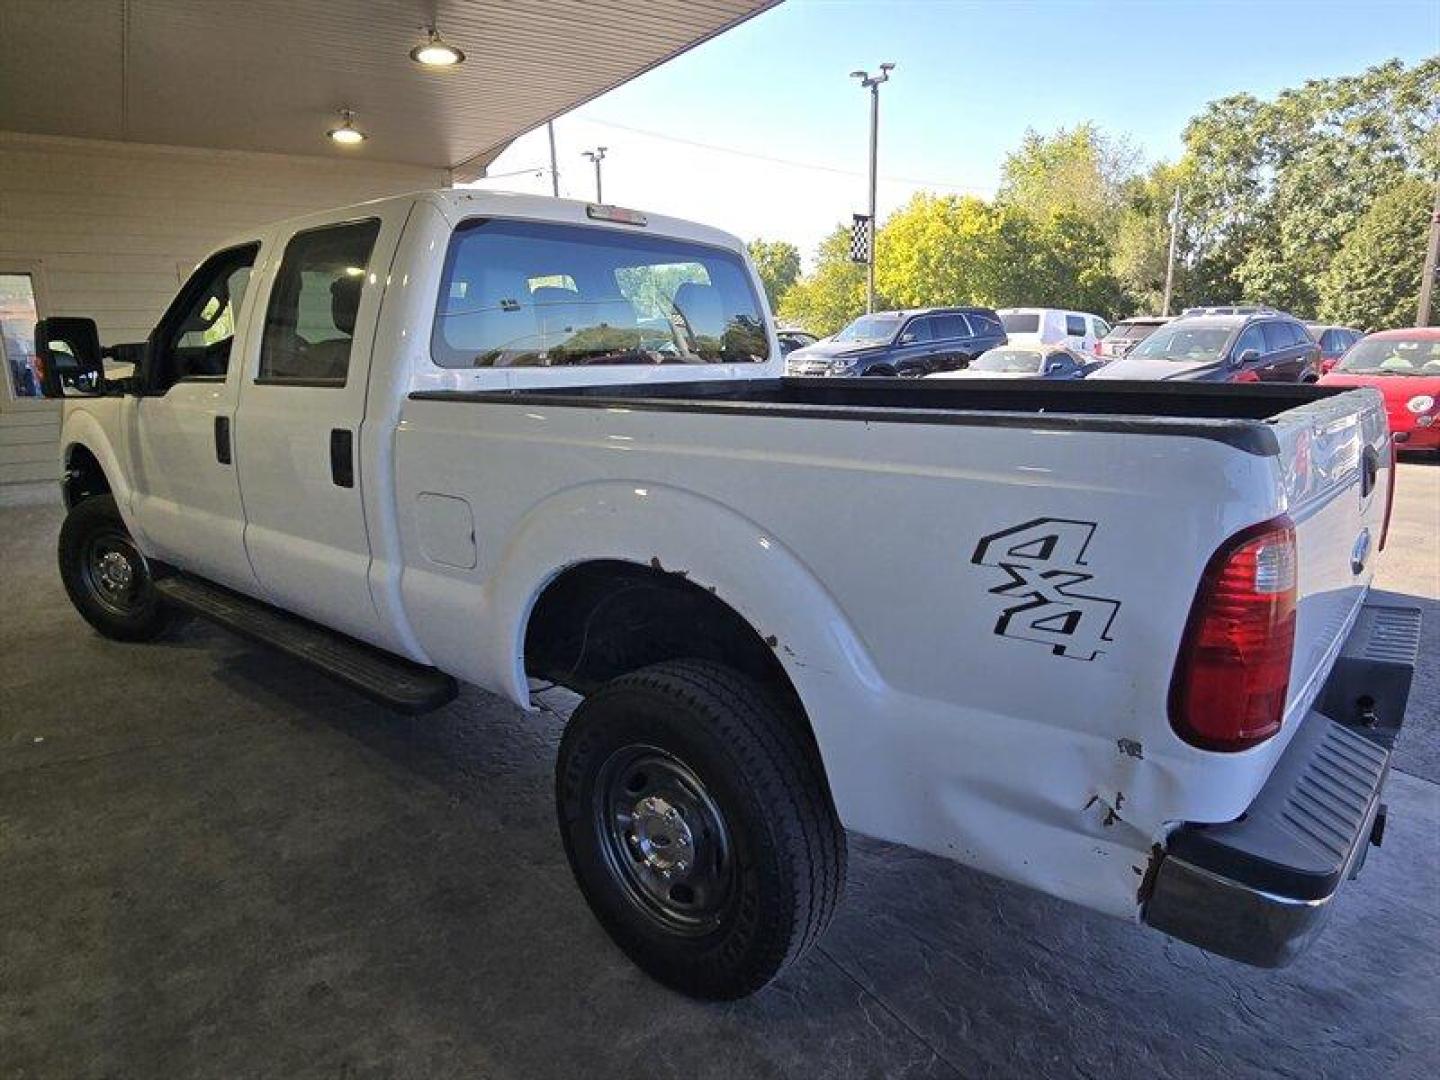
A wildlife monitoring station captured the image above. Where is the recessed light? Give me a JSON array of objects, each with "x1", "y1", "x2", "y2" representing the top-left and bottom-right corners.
[
  {"x1": 327, "y1": 109, "x2": 366, "y2": 145},
  {"x1": 410, "y1": 26, "x2": 464, "y2": 67}
]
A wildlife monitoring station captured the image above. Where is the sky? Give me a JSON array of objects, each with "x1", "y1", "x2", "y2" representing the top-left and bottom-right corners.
[{"x1": 466, "y1": 0, "x2": 1439, "y2": 266}]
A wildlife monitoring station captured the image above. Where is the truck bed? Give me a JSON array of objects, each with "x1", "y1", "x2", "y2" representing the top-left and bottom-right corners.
[{"x1": 411, "y1": 377, "x2": 1348, "y2": 456}]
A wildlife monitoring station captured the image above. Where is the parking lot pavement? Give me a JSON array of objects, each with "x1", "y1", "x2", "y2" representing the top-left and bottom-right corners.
[{"x1": 2, "y1": 466, "x2": 1436, "y2": 1080}]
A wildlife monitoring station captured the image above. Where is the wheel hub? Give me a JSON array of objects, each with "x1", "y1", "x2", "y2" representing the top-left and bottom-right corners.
[
  {"x1": 595, "y1": 745, "x2": 735, "y2": 935},
  {"x1": 96, "y1": 550, "x2": 134, "y2": 594},
  {"x1": 629, "y1": 795, "x2": 693, "y2": 876}
]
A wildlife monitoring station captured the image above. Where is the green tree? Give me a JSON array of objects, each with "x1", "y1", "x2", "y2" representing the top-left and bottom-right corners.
[
  {"x1": 1318, "y1": 178, "x2": 1434, "y2": 330},
  {"x1": 1179, "y1": 58, "x2": 1439, "y2": 315},
  {"x1": 997, "y1": 123, "x2": 1139, "y2": 228},
  {"x1": 776, "y1": 226, "x2": 869, "y2": 336},
  {"x1": 746, "y1": 239, "x2": 801, "y2": 310}
]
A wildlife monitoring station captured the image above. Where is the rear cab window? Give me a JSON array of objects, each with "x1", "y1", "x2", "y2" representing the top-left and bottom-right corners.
[{"x1": 432, "y1": 219, "x2": 769, "y2": 368}]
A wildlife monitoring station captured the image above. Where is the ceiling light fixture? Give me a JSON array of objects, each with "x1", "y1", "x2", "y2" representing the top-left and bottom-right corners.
[
  {"x1": 327, "y1": 109, "x2": 366, "y2": 145},
  {"x1": 410, "y1": 25, "x2": 465, "y2": 67}
]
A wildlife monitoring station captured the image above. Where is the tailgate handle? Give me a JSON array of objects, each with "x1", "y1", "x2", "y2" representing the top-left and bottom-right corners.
[
  {"x1": 1360, "y1": 446, "x2": 1379, "y2": 498},
  {"x1": 214, "y1": 416, "x2": 231, "y2": 465},
  {"x1": 330, "y1": 428, "x2": 354, "y2": 488}
]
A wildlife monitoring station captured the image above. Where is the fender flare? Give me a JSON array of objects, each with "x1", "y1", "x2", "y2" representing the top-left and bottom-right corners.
[
  {"x1": 486, "y1": 480, "x2": 888, "y2": 754},
  {"x1": 59, "y1": 410, "x2": 133, "y2": 511}
]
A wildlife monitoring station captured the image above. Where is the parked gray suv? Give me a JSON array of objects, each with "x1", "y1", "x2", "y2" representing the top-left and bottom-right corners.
[{"x1": 1090, "y1": 310, "x2": 1320, "y2": 383}]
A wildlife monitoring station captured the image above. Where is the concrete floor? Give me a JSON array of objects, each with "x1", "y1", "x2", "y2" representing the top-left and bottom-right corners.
[{"x1": 2, "y1": 465, "x2": 1437, "y2": 1080}]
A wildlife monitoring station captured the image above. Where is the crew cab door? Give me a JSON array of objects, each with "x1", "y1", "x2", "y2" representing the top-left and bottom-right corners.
[
  {"x1": 233, "y1": 212, "x2": 402, "y2": 646},
  {"x1": 129, "y1": 242, "x2": 263, "y2": 594}
]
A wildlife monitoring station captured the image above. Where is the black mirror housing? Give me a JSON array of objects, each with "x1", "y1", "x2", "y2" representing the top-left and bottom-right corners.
[
  {"x1": 35, "y1": 317, "x2": 104, "y2": 397},
  {"x1": 1234, "y1": 348, "x2": 1260, "y2": 368}
]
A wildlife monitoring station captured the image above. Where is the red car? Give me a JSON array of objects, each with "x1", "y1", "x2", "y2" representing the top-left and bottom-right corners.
[{"x1": 1319, "y1": 328, "x2": 1440, "y2": 453}]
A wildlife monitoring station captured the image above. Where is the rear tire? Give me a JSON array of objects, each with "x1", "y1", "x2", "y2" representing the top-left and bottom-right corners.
[
  {"x1": 555, "y1": 660, "x2": 846, "y2": 999},
  {"x1": 58, "y1": 494, "x2": 174, "y2": 642}
]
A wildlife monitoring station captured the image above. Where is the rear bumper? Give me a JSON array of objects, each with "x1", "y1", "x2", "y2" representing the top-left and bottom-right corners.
[{"x1": 1142, "y1": 602, "x2": 1421, "y2": 967}]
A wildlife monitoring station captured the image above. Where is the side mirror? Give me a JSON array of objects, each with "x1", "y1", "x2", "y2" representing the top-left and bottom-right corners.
[
  {"x1": 1045, "y1": 361, "x2": 1064, "y2": 375},
  {"x1": 898, "y1": 332, "x2": 916, "y2": 345},
  {"x1": 35, "y1": 317, "x2": 104, "y2": 397},
  {"x1": 1234, "y1": 348, "x2": 1260, "y2": 368}
]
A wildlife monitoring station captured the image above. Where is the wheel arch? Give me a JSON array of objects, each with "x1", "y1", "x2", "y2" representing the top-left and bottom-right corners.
[
  {"x1": 486, "y1": 482, "x2": 887, "y2": 793},
  {"x1": 59, "y1": 412, "x2": 129, "y2": 511}
]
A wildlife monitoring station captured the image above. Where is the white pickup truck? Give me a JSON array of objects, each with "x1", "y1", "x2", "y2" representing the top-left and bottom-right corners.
[{"x1": 38, "y1": 190, "x2": 1419, "y2": 1000}]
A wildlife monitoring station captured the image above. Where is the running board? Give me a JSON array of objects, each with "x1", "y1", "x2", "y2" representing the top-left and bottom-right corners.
[{"x1": 155, "y1": 574, "x2": 457, "y2": 715}]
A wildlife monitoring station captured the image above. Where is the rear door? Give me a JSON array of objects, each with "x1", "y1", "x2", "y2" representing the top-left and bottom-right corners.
[
  {"x1": 233, "y1": 207, "x2": 407, "y2": 647},
  {"x1": 930, "y1": 312, "x2": 974, "y2": 371}
]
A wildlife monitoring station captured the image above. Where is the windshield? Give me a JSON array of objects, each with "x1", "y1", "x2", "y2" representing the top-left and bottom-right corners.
[
  {"x1": 432, "y1": 219, "x2": 769, "y2": 368},
  {"x1": 1002, "y1": 311, "x2": 1040, "y2": 334},
  {"x1": 1336, "y1": 338, "x2": 1440, "y2": 375},
  {"x1": 834, "y1": 314, "x2": 901, "y2": 344},
  {"x1": 973, "y1": 348, "x2": 1043, "y2": 373},
  {"x1": 1129, "y1": 324, "x2": 1232, "y2": 363}
]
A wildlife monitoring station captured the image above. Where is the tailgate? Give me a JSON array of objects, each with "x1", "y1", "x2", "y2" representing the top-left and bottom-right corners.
[{"x1": 1268, "y1": 386, "x2": 1392, "y2": 723}]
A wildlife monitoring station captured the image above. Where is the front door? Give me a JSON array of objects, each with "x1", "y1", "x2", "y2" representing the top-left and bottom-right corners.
[
  {"x1": 130, "y1": 243, "x2": 261, "y2": 593},
  {"x1": 233, "y1": 213, "x2": 400, "y2": 647}
]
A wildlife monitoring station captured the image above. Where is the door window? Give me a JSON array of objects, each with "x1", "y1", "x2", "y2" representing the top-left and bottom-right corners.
[
  {"x1": 1065, "y1": 314, "x2": 1087, "y2": 337},
  {"x1": 259, "y1": 219, "x2": 381, "y2": 385},
  {"x1": 1234, "y1": 325, "x2": 1267, "y2": 358},
  {"x1": 1262, "y1": 321, "x2": 1295, "y2": 353},
  {"x1": 899, "y1": 317, "x2": 933, "y2": 344},
  {"x1": 0, "y1": 273, "x2": 42, "y2": 400},
  {"x1": 933, "y1": 313, "x2": 972, "y2": 340},
  {"x1": 968, "y1": 312, "x2": 1003, "y2": 336},
  {"x1": 151, "y1": 246, "x2": 258, "y2": 392}
]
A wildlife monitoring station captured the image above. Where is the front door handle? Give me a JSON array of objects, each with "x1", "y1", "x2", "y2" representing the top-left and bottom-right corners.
[
  {"x1": 214, "y1": 416, "x2": 231, "y2": 464},
  {"x1": 330, "y1": 428, "x2": 354, "y2": 488}
]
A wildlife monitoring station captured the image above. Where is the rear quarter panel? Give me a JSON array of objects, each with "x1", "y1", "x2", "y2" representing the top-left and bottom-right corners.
[{"x1": 392, "y1": 399, "x2": 1302, "y2": 918}]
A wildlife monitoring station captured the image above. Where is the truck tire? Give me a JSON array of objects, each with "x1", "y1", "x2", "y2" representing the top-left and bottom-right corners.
[
  {"x1": 58, "y1": 494, "x2": 174, "y2": 642},
  {"x1": 555, "y1": 659, "x2": 846, "y2": 999}
]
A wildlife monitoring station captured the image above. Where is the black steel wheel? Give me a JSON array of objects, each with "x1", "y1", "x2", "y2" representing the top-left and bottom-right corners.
[
  {"x1": 556, "y1": 660, "x2": 846, "y2": 1000},
  {"x1": 58, "y1": 494, "x2": 174, "y2": 641}
]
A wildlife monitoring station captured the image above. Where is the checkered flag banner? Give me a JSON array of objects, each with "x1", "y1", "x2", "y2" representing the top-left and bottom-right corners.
[{"x1": 850, "y1": 214, "x2": 873, "y2": 264}]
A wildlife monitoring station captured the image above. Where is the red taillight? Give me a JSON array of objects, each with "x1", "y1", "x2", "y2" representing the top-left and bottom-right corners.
[
  {"x1": 1321, "y1": 357, "x2": 1339, "y2": 374},
  {"x1": 1170, "y1": 517, "x2": 1297, "y2": 751}
]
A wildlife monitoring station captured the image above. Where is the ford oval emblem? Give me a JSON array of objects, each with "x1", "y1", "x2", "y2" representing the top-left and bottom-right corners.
[{"x1": 1350, "y1": 528, "x2": 1372, "y2": 575}]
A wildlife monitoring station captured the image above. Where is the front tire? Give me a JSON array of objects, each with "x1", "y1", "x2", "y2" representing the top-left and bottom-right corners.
[
  {"x1": 58, "y1": 494, "x2": 174, "y2": 641},
  {"x1": 555, "y1": 660, "x2": 846, "y2": 999}
]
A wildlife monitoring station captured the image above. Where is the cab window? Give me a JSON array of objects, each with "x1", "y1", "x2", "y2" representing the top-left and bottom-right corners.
[
  {"x1": 150, "y1": 244, "x2": 258, "y2": 391},
  {"x1": 258, "y1": 219, "x2": 381, "y2": 386}
]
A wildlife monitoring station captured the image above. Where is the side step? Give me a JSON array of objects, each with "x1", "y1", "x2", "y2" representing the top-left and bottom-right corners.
[{"x1": 155, "y1": 574, "x2": 457, "y2": 715}]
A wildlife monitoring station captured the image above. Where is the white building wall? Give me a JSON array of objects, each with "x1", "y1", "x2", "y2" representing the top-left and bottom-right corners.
[{"x1": 0, "y1": 131, "x2": 448, "y2": 489}]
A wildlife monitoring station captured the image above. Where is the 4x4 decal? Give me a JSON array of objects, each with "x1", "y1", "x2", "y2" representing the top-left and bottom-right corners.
[{"x1": 972, "y1": 518, "x2": 1120, "y2": 661}]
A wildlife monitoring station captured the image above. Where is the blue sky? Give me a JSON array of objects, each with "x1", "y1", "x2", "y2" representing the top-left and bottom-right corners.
[{"x1": 471, "y1": 0, "x2": 1439, "y2": 263}]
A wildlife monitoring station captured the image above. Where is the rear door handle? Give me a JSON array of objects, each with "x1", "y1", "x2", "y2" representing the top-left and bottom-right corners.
[
  {"x1": 330, "y1": 428, "x2": 354, "y2": 488},
  {"x1": 214, "y1": 416, "x2": 231, "y2": 464}
]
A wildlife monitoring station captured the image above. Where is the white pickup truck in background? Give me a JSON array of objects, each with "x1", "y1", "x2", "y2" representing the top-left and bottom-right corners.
[{"x1": 38, "y1": 190, "x2": 1420, "y2": 1000}]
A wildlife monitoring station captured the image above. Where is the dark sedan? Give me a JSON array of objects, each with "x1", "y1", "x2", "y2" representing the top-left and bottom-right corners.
[
  {"x1": 785, "y1": 306, "x2": 1007, "y2": 377},
  {"x1": 1089, "y1": 311, "x2": 1319, "y2": 383}
]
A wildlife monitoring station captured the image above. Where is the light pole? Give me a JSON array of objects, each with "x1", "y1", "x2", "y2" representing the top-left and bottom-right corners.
[
  {"x1": 582, "y1": 146, "x2": 608, "y2": 203},
  {"x1": 547, "y1": 121, "x2": 560, "y2": 197},
  {"x1": 851, "y1": 62, "x2": 894, "y2": 314},
  {"x1": 1417, "y1": 176, "x2": 1439, "y2": 327},
  {"x1": 1161, "y1": 186, "x2": 1183, "y2": 316}
]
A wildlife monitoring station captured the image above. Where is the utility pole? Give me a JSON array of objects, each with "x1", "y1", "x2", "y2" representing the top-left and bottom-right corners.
[
  {"x1": 1418, "y1": 176, "x2": 1440, "y2": 327},
  {"x1": 582, "y1": 147, "x2": 607, "y2": 203},
  {"x1": 547, "y1": 121, "x2": 560, "y2": 198},
  {"x1": 1161, "y1": 186, "x2": 1182, "y2": 317},
  {"x1": 851, "y1": 63, "x2": 894, "y2": 314}
]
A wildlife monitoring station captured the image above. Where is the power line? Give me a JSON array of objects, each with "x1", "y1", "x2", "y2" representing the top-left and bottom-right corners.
[{"x1": 585, "y1": 117, "x2": 996, "y2": 195}]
